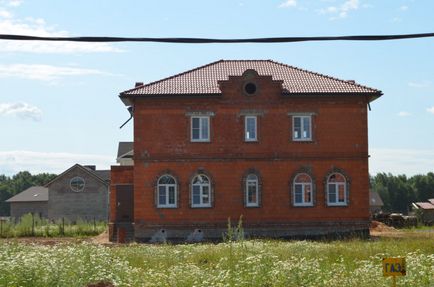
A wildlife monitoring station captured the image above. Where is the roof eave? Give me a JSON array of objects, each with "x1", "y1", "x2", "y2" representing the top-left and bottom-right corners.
[
  {"x1": 119, "y1": 93, "x2": 132, "y2": 106},
  {"x1": 282, "y1": 91, "x2": 382, "y2": 100},
  {"x1": 120, "y1": 93, "x2": 222, "y2": 101},
  {"x1": 6, "y1": 199, "x2": 48, "y2": 203}
]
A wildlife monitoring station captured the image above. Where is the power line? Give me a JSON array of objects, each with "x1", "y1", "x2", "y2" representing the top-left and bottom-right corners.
[{"x1": 0, "y1": 32, "x2": 434, "y2": 44}]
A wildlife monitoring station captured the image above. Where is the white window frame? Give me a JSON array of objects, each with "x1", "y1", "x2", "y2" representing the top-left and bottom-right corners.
[
  {"x1": 245, "y1": 174, "x2": 259, "y2": 207},
  {"x1": 70, "y1": 176, "x2": 85, "y2": 192},
  {"x1": 244, "y1": 116, "x2": 257, "y2": 142},
  {"x1": 157, "y1": 175, "x2": 177, "y2": 208},
  {"x1": 293, "y1": 174, "x2": 313, "y2": 207},
  {"x1": 191, "y1": 116, "x2": 210, "y2": 142},
  {"x1": 292, "y1": 115, "x2": 312, "y2": 141},
  {"x1": 191, "y1": 174, "x2": 212, "y2": 208},
  {"x1": 327, "y1": 173, "x2": 347, "y2": 206}
]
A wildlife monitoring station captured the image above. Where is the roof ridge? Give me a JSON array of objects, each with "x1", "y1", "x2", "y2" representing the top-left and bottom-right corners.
[
  {"x1": 120, "y1": 59, "x2": 225, "y2": 95},
  {"x1": 45, "y1": 164, "x2": 108, "y2": 187},
  {"x1": 268, "y1": 59, "x2": 380, "y2": 93},
  {"x1": 220, "y1": 59, "x2": 272, "y2": 62}
]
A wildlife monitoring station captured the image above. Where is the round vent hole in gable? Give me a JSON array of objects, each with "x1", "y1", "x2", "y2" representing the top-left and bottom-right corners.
[{"x1": 244, "y1": 82, "x2": 257, "y2": 95}]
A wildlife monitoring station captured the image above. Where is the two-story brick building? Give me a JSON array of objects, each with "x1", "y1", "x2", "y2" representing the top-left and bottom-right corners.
[{"x1": 109, "y1": 60, "x2": 382, "y2": 242}]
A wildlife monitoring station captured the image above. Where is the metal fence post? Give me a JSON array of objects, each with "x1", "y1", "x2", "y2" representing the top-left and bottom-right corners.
[{"x1": 32, "y1": 213, "x2": 35, "y2": 236}]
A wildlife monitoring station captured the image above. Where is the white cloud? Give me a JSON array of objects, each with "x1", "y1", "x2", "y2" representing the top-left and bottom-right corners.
[
  {"x1": 370, "y1": 148, "x2": 434, "y2": 176},
  {"x1": 0, "y1": 7, "x2": 121, "y2": 53},
  {"x1": 0, "y1": 150, "x2": 115, "y2": 176},
  {"x1": 400, "y1": 5, "x2": 408, "y2": 11},
  {"x1": 7, "y1": 0, "x2": 22, "y2": 7},
  {"x1": 408, "y1": 81, "x2": 432, "y2": 88},
  {"x1": 397, "y1": 111, "x2": 411, "y2": 117},
  {"x1": 279, "y1": 0, "x2": 297, "y2": 8},
  {"x1": 0, "y1": 9, "x2": 12, "y2": 18},
  {"x1": 0, "y1": 102, "x2": 42, "y2": 121},
  {"x1": 319, "y1": 0, "x2": 360, "y2": 19},
  {"x1": 0, "y1": 64, "x2": 113, "y2": 81},
  {"x1": 427, "y1": 106, "x2": 434, "y2": 114}
]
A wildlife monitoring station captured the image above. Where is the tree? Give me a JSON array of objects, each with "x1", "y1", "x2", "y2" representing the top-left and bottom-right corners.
[
  {"x1": 371, "y1": 172, "x2": 434, "y2": 214},
  {"x1": 0, "y1": 172, "x2": 57, "y2": 216}
]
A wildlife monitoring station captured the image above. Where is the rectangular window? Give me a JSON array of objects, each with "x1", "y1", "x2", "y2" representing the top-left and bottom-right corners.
[
  {"x1": 338, "y1": 184, "x2": 345, "y2": 203},
  {"x1": 305, "y1": 185, "x2": 312, "y2": 203},
  {"x1": 191, "y1": 116, "x2": 210, "y2": 142},
  {"x1": 192, "y1": 185, "x2": 201, "y2": 205},
  {"x1": 245, "y1": 116, "x2": 257, "y2": 141},
  {"x1": 327, "y1": 183, "x2": 347, "y2": 206},
  {"x1": 168, "y1": 186, "x2": 176, "y2": 205},
  {"x1": 294, "y1": 183, "x2": 313, "y2": 206},
  {"x1": 202, "y1": 186, "x2": 210, "y2": 205},
  {"x1": 293, "y1": 116, "x2": 312, "y2": 141},
  {"x1": 294, "y1": 185, "x2": 303, "y2": 204},
  {"x1": 158, "y1": 186, "x2": 166, "y2": 206},
  {"x1": 246, "y1": 181, "x2": 259, "y2": 207},
  {"x1": 328, "y1": 184, "x2": 337, "y2": 203}
]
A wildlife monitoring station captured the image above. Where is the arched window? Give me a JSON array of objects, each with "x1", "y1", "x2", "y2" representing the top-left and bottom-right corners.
[
  {"x1": 191, "y1": 174, "x2": 211, "y2": 208},
  {"x1": 327, "y1": 173, "x2": 347, "y2": 206},
  {"x1": 293, "y1": 173, "x2": 313, "y2": 206},
  {"x1": 245, "y1": 174, "x2": 259, "y2": 207},
  {"x1": 157, "y1": 175, "x2": 177, "y2": 208}
]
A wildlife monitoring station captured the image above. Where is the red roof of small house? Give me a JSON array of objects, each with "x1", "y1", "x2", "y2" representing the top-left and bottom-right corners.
[
  {"x1": 415, "y1": 202, "x2": 434, "y2": 210},
  {"x1": 120, "y1": 60, "x2": 382, "y2": 102}
]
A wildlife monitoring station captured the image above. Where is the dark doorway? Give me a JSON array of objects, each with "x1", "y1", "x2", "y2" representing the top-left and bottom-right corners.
[{"x1": 115, "y1": 185, "x2": 134, "y2": 222}]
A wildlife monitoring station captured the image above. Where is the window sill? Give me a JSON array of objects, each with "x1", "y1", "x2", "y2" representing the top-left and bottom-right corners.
[
  {"x1": 292, "y1": 139, "x2": 313, "y2": 142},
  {"x1": 191, "y1": 205, "x2": 212, "y2": 208},
  {"x1": 327, "y1": 203, "x2": 348, "y2": 207},
  {"x1": 156, "y1": 206, "x2": 178, "y2": 209},
  {"x1": 293, "y1": 204, "x2": 314, "y2": 207},
  {"x1": 191, "y1": 140, "x2": 211, "y2": 143}
]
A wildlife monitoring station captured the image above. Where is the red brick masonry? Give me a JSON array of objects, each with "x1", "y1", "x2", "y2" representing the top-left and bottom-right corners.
[{"x1": 110, "y1": 61, "x2": 381, "y2": 242}]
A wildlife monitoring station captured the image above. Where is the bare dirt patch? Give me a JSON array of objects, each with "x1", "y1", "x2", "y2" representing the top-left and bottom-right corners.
[
  {"x1": 370, "y1": 220, "x2": 403, "y2": 238},
  {"x1": 87, "y1": 281, "x2": 115, "y2": 287},
  {"x1": 89, "y1": 229, "x2": 112, "y2": 244}
]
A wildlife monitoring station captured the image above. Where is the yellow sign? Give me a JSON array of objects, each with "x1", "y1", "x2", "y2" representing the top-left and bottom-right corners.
[{"x1": 383, "y1": 258, "x2": 406, "y2": 277}]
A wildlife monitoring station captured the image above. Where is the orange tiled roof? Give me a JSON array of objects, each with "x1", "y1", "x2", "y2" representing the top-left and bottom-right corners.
[{"x1": 121, "y1": 59, "x2": 381, "y2": 97}]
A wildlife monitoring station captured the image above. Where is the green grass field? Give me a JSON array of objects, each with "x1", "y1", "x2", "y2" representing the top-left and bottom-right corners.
[{"x1": 0, "y1": 234, "x2": 433, "y2": 287}]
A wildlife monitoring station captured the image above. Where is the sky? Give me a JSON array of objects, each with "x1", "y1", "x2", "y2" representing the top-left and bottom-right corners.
[{"x1": 0, "y1": 0, "x2": 433, "y2": 176}]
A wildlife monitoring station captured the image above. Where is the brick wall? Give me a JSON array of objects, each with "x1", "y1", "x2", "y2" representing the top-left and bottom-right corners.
[
  {"x1": 113, "y1": 71, "x2": 372, "y2": 240},
  {"x1": 109, "y1": 165, "x2": 134, "y2": 222},
  {"x1": 133, "y1": 160, "x2": 369, "y2": 224}
]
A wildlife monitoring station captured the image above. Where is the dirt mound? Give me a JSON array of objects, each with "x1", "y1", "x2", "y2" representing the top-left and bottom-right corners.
[{"x1": 370, "y1": 220, "x2": 398, "y2": 232}]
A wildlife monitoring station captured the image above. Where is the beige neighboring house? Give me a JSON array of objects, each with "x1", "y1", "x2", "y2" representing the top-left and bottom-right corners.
[
  {"x1": 5, "y1": 164, "x2": 110, "y2": 221},
  {"x1": 412, "y1": 199, "x2": 434, "y2": 224},
  {"x1": 369, "y1": 191, "x2": 384, "y2": 215},
  {"x1": 6, "y1": 186, "x2": 48, "y2": 219}
]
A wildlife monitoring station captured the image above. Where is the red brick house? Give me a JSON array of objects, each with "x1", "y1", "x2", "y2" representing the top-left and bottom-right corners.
[{"x1": 109, "y1": 60, "x2": 382, "y2": 242}]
